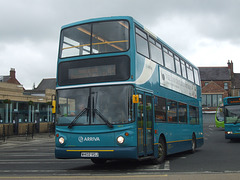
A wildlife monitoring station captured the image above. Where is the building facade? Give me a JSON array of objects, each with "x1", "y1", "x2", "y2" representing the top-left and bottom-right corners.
[
  {"x1": 199, "y1": 60, "x2": 239, "y2": 112},
  {"x1": 0, "y1": 69, "x2": 56, "y2": 135}
]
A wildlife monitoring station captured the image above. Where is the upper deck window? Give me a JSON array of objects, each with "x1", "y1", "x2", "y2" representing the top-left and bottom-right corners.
[
  {"x1": 149, "y1": 36, "x2": 163, "y2": 65},
  {"x1": 163, "y1": 48, "x2": 175, "y2": 72},
  {"x1": 136, "y1": 27, "x2": 149, "y2": 58},
  {"x1": 174, "y1": 56, "x2": 181, "y2": 75},
  {"x1": 193, "y1": 68, "x2": 200, "y2": 85},
  {"x1": 181, "y1": 60, "x2": 187, "y2": 78},
  {"x1": 186, "y1": 64, "x2": 194, "y2": 82},
  {"x1": 60, "y1": 20, "x2": 129, "y2": 58}
]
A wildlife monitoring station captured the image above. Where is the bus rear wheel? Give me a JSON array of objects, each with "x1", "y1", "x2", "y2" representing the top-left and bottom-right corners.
[
  {"x1": 153, "y1": 137, "x2": 166, "y2": 164},
  {"x1": 191, "y1": 134, "x2": 197, "y2": 153},
  {"x1": 91, "y1": 158, "x2": 107, "y2": 165}
]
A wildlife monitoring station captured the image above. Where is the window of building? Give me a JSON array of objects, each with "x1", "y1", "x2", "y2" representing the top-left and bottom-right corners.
[
  {"x1": 0, "y1": 101, "x2": 4, "y2": 123},
  {"x1": 212, "y1": 94, "x2": 218, "y2": 107},
  {"x1": 224, "y1": 82, "x2": 228, "y2": 90},
  {"x1": 202, "y1": 95, "x2": 207, "y2": 107},
  {"x1": 202, "y1": 94, "x2": 223, "y2": 107}
]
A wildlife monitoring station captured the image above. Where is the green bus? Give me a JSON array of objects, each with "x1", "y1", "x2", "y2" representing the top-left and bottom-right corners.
[{"x1": 215, "y1": 104, "x2": 224, "y2": 128}]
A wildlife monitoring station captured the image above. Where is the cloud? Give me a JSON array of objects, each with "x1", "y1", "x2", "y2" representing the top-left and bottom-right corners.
[
  {"x1": 0, "y1": 0, "x2": 240, "y2": 89},
  {"x1": 0, "y1": 40, "x2": 57, "y2": 88}
]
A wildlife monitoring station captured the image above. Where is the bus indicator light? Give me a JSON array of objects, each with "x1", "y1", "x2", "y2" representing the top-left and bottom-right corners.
[
  {"x1": 52, "y1": 100, "x2": 56, "y2": 114},
  {"x1": 133, "y1": 95, "x2": 139, "y2": 103}
]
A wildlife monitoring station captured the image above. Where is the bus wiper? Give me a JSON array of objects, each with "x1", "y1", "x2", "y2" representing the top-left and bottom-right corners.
[
  {"x1": 68, "y1": 108, "x2": 88, "y2": 129},
  {"x1": 93, "y1": 109, "x2": 113, "y2": 128},
  {"x1": 233, "y1": 116, "x2": 240, "y2": 125}
]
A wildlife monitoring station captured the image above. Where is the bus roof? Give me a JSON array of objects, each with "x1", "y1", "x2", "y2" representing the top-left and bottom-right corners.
[{"x1": 61, "y1": 16, "x2": 134, "y2": 29}]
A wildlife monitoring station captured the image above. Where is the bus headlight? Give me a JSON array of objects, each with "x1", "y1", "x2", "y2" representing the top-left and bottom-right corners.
[
  {"x1": 59, "y1": 137, "x2": 65, "y2": 144},
  {"x1": 227, "y1": 131, "x2": 233, "y2": 135},
  {"x1": 117, "y1": 136, "x2": 125, "y2": 144}
]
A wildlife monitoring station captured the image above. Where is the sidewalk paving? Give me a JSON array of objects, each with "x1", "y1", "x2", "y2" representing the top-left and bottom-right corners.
[{"x1": 0, "y1": 133, "x2": 55, "y2": 147}]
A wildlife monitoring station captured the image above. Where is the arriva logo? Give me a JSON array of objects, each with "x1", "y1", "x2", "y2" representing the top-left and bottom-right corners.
[{"x1": 78, "y1": 136, "x2": 100, "y2": 143}]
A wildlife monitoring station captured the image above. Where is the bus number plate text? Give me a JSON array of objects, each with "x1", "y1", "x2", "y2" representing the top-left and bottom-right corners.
[{"x1": 81, "y1": 152, "x2": 99, "y2": 157}]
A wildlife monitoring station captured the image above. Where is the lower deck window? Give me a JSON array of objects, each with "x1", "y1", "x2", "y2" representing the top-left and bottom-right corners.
[
  {"x1": 179, "y1": 103, "x2": 187, "y2": 123},
  {"x1": 154, "y1": 97, "x2": 166, "y2": 122},
  {"x1": 167, "y1": 100, "x2": 178, "y2": 123},
  {"x1": 155, "y1": 96, "x2": 199, "y2": 124},
  {"x1": 189, "y1": 106, "x2": 199, "y2": 124}
]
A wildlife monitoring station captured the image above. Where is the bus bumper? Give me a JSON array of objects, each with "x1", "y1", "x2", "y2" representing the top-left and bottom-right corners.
[
  {"x1": 225, "y1": 133, "x2": 240, "y2": 139},
  {"x1": 55, "y1": 146, "x2": 138, "y2": 159}
]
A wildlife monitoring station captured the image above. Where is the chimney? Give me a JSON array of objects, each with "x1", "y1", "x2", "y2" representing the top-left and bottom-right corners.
[
  {"x1": 10, "y1": 68, "x2": 16, "y2": 79},
  {"x1": 227, "y1": 60, "x2": 234, "y2": 77},
  {"x1": 6, "y1": 68, "x2": 22, "y2": 86}
]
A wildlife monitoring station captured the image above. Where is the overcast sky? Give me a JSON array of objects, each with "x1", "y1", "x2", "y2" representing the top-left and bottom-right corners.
[{"x1": 1, "y1": 0, "x2": 239, "y2": 89}]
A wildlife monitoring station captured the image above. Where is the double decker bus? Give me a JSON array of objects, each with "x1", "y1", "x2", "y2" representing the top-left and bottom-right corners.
[
  {"x1": 224, "y1": 96, "x2": 240, "y2": 139},
  {"x1": 54, "y1": 16, "x2": 204, "y2": 164}
]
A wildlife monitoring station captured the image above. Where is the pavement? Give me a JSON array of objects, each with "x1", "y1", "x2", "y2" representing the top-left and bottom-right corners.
[{"x1": 0, "y1": 133, "x2": 55, "y2": 147}]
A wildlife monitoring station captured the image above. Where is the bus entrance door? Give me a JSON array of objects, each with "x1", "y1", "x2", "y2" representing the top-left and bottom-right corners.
[{"x1": 137, "y1": 92, "x2": 154, "y2": 157}]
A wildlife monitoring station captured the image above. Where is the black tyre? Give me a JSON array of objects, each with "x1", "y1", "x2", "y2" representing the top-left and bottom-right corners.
[
  {"x1": 191, "y1": 134, "x2": 197, "y2": 153},
  {"x1": 152, "y1": 137, "x2": 167, "y2": 164}
]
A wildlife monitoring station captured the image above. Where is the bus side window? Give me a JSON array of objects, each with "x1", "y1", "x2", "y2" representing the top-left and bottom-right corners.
[
  {"x1": 149, "y1": 37, "x2": 164, "y2": 65},
  {"x1": 166, "y1": 99, "x2": 178, "y2": 123},
  {"x1": 136, "y1": 27, "x2": 149, "y2": 58},
  {"x1": 174, "y1": 56, "x2": 181, "y2": 75},
  {"x1": 163, "y1": 48, "x2": 175, "y2": 72},
  {"x1": 186, "y1": 64, "x2": 194, "y2": 82},
  {"x1": 193, "y1": 68, "x2": 200, "y2": 85},
  {"x1": 181, "y1": 60, "x2": 187, "y2": 78},
  {"x1": 189, "y1": 106, "x2": 199, "y2": 125},
  {"x1": 179, "y1": 103, "x2": 187, "y2": 123},
  {"x1": 154, "y1": 96, "x2": 167, "y2": 122}
]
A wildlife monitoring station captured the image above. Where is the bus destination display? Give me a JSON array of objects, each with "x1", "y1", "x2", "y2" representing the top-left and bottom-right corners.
[
  {"x1": 227, "y1": 97, "x2": 240, "y2": 104},
  {"x1": 69, "y1": 64, "x2": 116, "y2": 79}
]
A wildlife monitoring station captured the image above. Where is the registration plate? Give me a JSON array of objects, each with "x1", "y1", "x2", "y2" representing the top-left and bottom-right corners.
[{"x1": 81, "y1": 152, "x2": 99, "y2": 157}]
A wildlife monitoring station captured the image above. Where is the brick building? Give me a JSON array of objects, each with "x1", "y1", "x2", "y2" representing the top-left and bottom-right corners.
[
  {"x1": 0, "y1": 68, "x2": 23, "y2": 86},
  {"x1": 199, "y1": 60, "x2": 239, "y2": 112}
]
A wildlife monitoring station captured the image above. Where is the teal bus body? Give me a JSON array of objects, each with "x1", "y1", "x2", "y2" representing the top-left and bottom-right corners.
[
  {"x1": 55, "y1": 16, "x2": 204, "y2": 163},
  {"x1": 223, "y1": 96, "x2": 240, "y2": 139}
]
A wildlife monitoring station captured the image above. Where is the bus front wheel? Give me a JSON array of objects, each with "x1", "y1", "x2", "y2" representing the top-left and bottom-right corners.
[{"x1": 153, "y1": 137, "x2": 166, "y2": 164}]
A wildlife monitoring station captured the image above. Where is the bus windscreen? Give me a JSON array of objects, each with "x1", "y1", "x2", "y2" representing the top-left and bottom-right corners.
[{"x1": 60, "y1": 20, "x2": 129, "y2": 58}]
